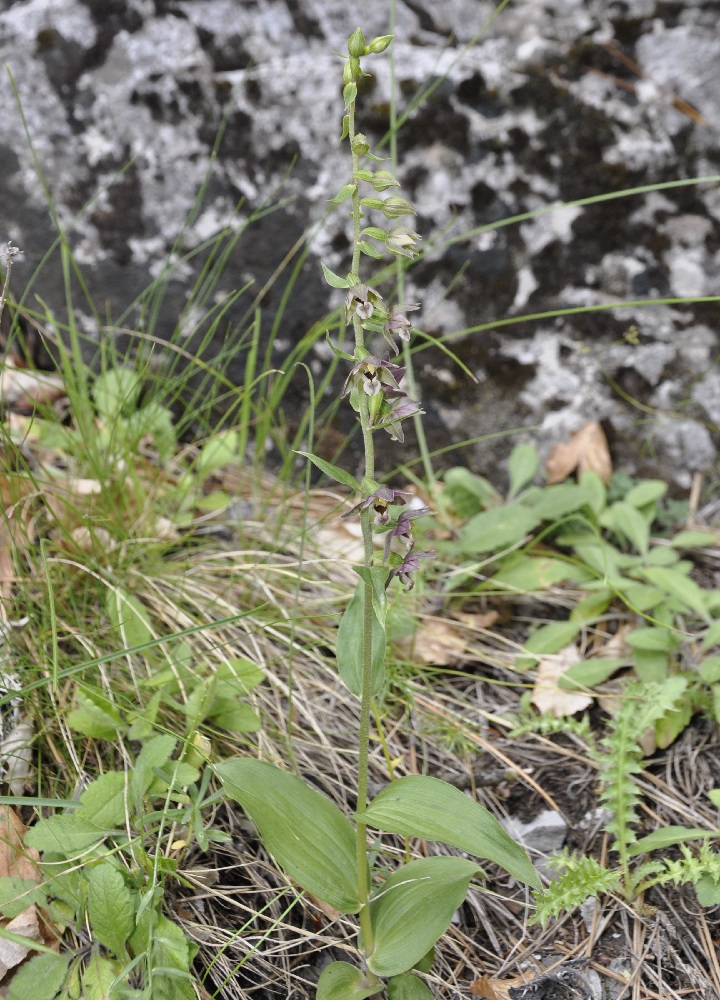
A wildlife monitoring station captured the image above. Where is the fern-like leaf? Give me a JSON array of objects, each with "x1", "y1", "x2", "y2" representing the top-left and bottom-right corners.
[{"x1": 531, "y1": 851, "x2": 622, "y2": 925}]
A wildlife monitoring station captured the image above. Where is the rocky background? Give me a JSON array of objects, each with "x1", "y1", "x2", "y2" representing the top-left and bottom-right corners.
[{"x1": 1, "y1": 0, "x2": 719, "y2": 491}]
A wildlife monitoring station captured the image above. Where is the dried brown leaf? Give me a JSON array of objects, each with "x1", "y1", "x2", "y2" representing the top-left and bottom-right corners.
[
  {"x1": 0, "y1": 362, "x2": 65, "y2": 414},
  {"x1": 0, "y1": 807, "x2": 40, "y2": 882},
  {"x1": 532, "y1": 644, "x2": 593, "y2": 717},
  {"x1": 546, "y1": 421, "x2": 612, "y2": 485},
  {"x1": 397, "y1": 619, "x2": 468, "y2": 666}
]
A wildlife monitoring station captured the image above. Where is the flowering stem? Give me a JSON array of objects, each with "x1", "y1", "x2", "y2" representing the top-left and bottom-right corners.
[{"x1": 349, "y1": 99, "x2": 377, "y2": 959}]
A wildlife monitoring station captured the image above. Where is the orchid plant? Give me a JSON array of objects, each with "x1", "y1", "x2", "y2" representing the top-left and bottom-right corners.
[{"x1": 217, "y1": 30, "x2": 539, "y2": 999}]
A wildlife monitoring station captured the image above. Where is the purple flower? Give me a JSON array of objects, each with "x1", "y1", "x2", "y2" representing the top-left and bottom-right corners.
[
  {"x1": 386, "y1": 549, "x2": 436, "y2": 591},
  {"x1": 383, "y1": 506, "x2": 431, "y2": 561},
  {"x1": 342, "y1": 355, "x2": 405, "y2": 399},
  {"x1": 342, "y1": 485, "x2": 411, "y2": 525},
  {"x1": 345, "y1": 284, "x2": 384, "y2": 325},
  {"x1": 376, "y1": 390, "x2": 424, "y2": 442}
]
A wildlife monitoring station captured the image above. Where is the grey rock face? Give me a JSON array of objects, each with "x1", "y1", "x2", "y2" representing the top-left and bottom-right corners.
[{"x1": 1, "y1": 0, "x2": 719, "y2": 489}]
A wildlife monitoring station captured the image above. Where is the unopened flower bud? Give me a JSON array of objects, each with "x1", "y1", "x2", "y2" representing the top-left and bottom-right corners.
[
  {"x1": 368, "y1": 35, "x2": 393, "y2": 54},
  {"x1": 381, "y1": 196, "x2": 416, "y2": 219},
  {"x1": 348, "y1": 28, "x2": 367, "y2": 58}
]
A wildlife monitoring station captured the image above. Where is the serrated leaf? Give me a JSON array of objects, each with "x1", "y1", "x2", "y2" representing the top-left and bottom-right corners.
[
  {"x1": 216, "y1": 758, "x2": 360, "y2": 912},
  {"x1": 337, "y1": 578, "x2": 386, "y2": 697},
  {"x1": 368, "y1": 857, "x2": 478, "y2": 977},
  {"x1": 66, "y1": 688, "x2": 123, "y2": 740},
  {"x1": 295, "y1": 450, "x2": 360, "y2": 489},
  {"x1": 150, "y1": 915, "x2": 196, "y2": 1000},
  {"x1": 81, "y1": 952, "x2": 120, "y2": 1000},
  {"x1": 625, "y1": 626, "x2": 676, "y2": 652},
  {"x1": 0, "y1": 877, "x2": 46, "y2": 919},
  {"x1": 696, "y1": 874, "x2": 720, "y2": 906},
  {"x1": 507, "y1": 442, "x2": 538, "y2": 499},
  {"x1": 460, "y1": 505, "x2": 540, "y2": 556},
  {"x1": 87, "y1": 862, "x2": 134, "y2": 959},
  {"x1": 26, "y1": 814, "x2": 106, "y2": 856},
  {"x1": 365, "y1": 776, "x2": 539, "y2": 888},
  {"x1": 107, "y1": 587, "x2": 153, "y2": 648},
  {"x1": 317, "y1": 962, "x2": 383, "y2": 1000},
  {"x1": 131, "y1": 734, "x2": 176, "y2": 808},
  {"x1": 520, "y1": 483, "x2": 593, "y2": 522},
  {"x1": 78, "y1": 771, "x2": 128, "y2": 828},
  {"x1": 7, "y1": 952, "x2": 69, "y2": 1000}
]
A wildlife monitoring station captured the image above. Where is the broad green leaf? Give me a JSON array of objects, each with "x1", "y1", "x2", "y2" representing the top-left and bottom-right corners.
[
  {"x1": 443, "y1": 467, "x2": 500, "y2": 518},
  {"x1": 355, "y1": 566, "x2": 390, "y2": 628},
  {"x1": 671, "y1": 530, "x2": 718, "y2": 549},
  {"x1": 625, "y1": 626, "x2": 676, "y2": 652},
  {"x1": 7, "y1": 953, "x2": 69, "y2": 1000},
  {"x1": 569, "y1": 587, "x2": 613, "y2": 622},
  {"x1": 520, "y1": 483, "x2": 591, "y2": 522},
  {"x1": 107, "y1": 587, "x2": 153, "y2": 648},
  {"x1": 507, "y1": 443, "x2": 538, "y2": 499},
  {"x1": 624, "y1": 479, "x2": 667, "y2": 507},
  {"x1": 321, "y1": 262, "x2": 352, "y2": 288},
  {"x1": 515, "y1": 621, "x2": 582, "y2": 671},
  {"x1": 700, "y1": 656, "x2": 720, "y2": 683},
  {"x1": 26, "y1": 814, "x2": 106, "y2": 856},
  {"x1": 78, "y1": 771, "x2": 128, "y2": 828},
  {"x1": 696, "y1": 875, "x2": 720, "y2": 907},
  {"x1": 645, "y1": 545, "x2": 680, "y2": 566},
  {"x1": 207, "y1": 699, "x2": 261, "y2": 733},
  {"x1": 221, "y1": 657, "x2": 264, "y2": 693},
  {"x1": 317, "y1": 962, "x2": 383, "y2": 1000},
  {"x1": 578, "y1": 469, "x2": 606, "y2": 515},
  {"x1": 619, "y1": 582, "x2": 666, "y2": 613},
  {"x1": 216, "y1": 758, "x2": 360, "y2": 912},
  {"x1": 196, "y1": 430, "x2": 240, "y2": 475},
  {"x1": 0, "y1": 877, "x2": 45, "y2": 918},
  {"x1": 701, "y1": 618, "x2": 720, "y2": 651},
  {"x1": 365, "y1": 776, "x2": 539, "y2": 889},
  {"x1": 131, "y1": 734, "x2": 176, "y2": 808},
  {"x1": 655, "y1": 693, "x2": 693, "y2": 749},
  {"x1": 337, "y1": 579, "x2": 386, "y2": 697},
  {"x1": 491, "y1": 555, "x2": 591, "y2": 592},
  {"x1": 604, "y1": 501, "x2": 649, "y2": 555},
  {"x1": 387, "y1": 973, "x2": 435, "y2": 1000},
  {"x1": 368, "y1": 857, "x2": 479, "y2": 977},
  {"x1": 150, "y1": 915, "x2": 196, "y2": 1000},
  {"x1": 460, "y1": 505, "x2": 540, "y2": 556},
  {"x1": 81, "y1": 952, "x2": 119, "y2": 1000},
  {"x1": 641, "y1": 566, "x2": 712, "y2": 623},
  {"x1": 294, "y1": 451, "x2": 361, "y2": 490},
  {"x1": 628, "y1": 826, "x2": 720, "y2": 856},
  {"x1": 359, "y1": 240, "x2": 386, "y2": 258},
  {"x1": 67, "y1": 688, "x2": 123, "y2": 740},
  {"x1": 559, "y1": 657, "x2": 627, "y2": 689},
  {"x1": 87, "y1": 862, "x2": 134, "y2": 959},
  {"x1": 93, "y1": 367, "x2": 140, "y2": 422},
  {"x1": 343, "y1": 82, "x2": 357, "y2": 108}
]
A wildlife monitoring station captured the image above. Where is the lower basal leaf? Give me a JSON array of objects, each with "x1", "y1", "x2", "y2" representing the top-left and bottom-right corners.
[
  {"x1": 368, "y1": 856, "x2": 479, "y2": 977},
  {"x1": 216, "y1": 758, "x2": 361, "y2": 913}
]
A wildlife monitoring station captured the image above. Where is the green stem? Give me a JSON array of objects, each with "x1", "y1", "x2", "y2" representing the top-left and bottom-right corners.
[{"x1": 348, "y1": 97, "x2": 378, "y2": 961}]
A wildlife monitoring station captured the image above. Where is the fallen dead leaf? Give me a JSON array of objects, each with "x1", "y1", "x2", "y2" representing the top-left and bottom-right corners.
[
  {"x1": 546, "y1": 421, "x2": 612, "y2": 485},
  {"x1": 452, "y1": 609, "x2": 500, "y2": 630},
  {"x1": 0, "y1": 807, "x2": 40, "y2": 882},
  {"x1": 532, "y1": 644, "x2": 593, "y2": 716},
  {"x1": 470, "y1": 971, "x2": 535, "y2": 998},
  {"x1": 396, "y1": 618, "x2": 469, "y2": 666},
  {"x1": 0, "y1": 362, "x2": 65, "y2": 414},
  {"x1": 0, "y1": 906, "x2": 41, "y2": 979}
]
